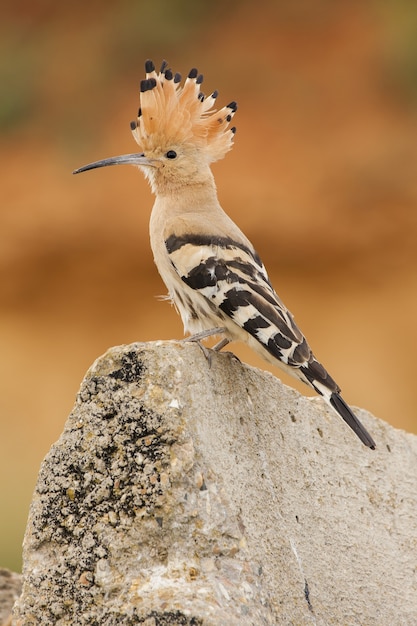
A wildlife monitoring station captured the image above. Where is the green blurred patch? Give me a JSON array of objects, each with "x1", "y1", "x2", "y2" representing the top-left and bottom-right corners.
[
  {"x1": 0, "y1": 43, "x2": 37, "y2": 132},
  {"x1": 377, "y1": 0, "x2": 417, "y2": 102}
]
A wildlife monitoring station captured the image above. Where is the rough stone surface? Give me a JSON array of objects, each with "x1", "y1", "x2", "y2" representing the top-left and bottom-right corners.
[
  {"x1": 0, "y1": 569, "x2": 22, "y2": 626},
  {"x1": 12, "y1": 341, "x2": 417, "y2": 625}
]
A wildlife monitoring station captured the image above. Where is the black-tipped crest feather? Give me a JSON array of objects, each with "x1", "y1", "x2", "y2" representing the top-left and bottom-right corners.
[{"x1": 130, "y1": 60, "x2": 237, "y2": 162}]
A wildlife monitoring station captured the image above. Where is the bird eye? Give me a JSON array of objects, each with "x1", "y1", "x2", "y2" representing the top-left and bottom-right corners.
[{"x1": 166, "y1": 150, "x2": 177, "y2": 159}]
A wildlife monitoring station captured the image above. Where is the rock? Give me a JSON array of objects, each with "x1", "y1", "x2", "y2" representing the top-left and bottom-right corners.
[
  {"x1": 0, "y1": 569, "x2": 22, "y2": 626},
  {"x1": 13, "y1": 341, "x2": 417, "y2": 625}
]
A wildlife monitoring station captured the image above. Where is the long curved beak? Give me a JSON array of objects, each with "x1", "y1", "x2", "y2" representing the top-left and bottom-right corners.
[{"x1": 73, "y1": 153, "x2": 153, "y2": 175}]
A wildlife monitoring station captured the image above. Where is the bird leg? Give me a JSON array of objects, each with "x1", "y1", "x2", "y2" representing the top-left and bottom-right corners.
[
  {"x1": 212, "y1": 337, "x2": 230, "y2": 352},
  {"x1": 182, "y1": 327, "x2": 229, "y2": 365},
  {"x1": 183, "y1": 327, "x2": 227, "y2": 344},
  {"x1": 213, "y1": 337, "x2": 241, "y2": 363}
]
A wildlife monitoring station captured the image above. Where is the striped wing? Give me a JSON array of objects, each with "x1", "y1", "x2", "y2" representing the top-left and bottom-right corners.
[
  {"x1": 165, "y1": 233, "x2": 337, "y2": 390},
  {"x1": 165, "y1": 232, "x2": 377, "y2": 449}
]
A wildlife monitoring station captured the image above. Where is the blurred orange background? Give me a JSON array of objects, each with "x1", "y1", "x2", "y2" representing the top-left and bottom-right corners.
[{"x1": 1, "y1": 0, "x2": 417, "y2": 572}]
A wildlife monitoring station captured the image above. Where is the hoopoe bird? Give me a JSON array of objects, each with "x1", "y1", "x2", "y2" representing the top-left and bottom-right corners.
[{"x1": 74, "y1": 60, "x2": 375, "y2": 449}]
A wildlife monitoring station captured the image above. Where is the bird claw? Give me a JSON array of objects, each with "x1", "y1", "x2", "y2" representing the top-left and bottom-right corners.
[
  {"x1": 222, "y1": 350, "x2": 241, "y2": 364},
  {"x1": 181, "y1": 329, "x2": 239, "y2": 367},
  {"x1": 181, "y1": 335, "x2": 216, "y2": 367},
  {"x1": 195, "y1": 341, "x2": 215, "y2": 367},
  {"x1": 190, "y1": 341, "x2": 239, "y2": 369}
]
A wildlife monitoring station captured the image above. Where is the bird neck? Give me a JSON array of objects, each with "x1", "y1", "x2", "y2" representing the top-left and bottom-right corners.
[{"x1": 153, "y1": 172, "x2": 219, "y2": 215}]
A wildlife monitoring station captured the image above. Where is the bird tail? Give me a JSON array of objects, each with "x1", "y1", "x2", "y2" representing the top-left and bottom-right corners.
[
  {"x1": 299, "y1": 361, "x2": 376, "y2": 449},
  {"x1": 328, "y1": 392, "x2": 376, "y2": 449}
]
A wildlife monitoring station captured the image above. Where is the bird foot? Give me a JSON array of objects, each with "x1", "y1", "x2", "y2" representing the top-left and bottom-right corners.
[
  {"x1": 182, "y1": 328, "x2": 233, "y2": 367},
  {"x1": 195, "y1": 340, "x2": 215, "y2": 366},
  {"x1": 212, "y1": 336, "x2": 241, "y2": 363}
]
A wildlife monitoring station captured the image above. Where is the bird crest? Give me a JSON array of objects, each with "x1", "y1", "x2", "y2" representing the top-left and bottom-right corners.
[{"x1": 130, "y1": 60, "x2": 237, "y2": 163}]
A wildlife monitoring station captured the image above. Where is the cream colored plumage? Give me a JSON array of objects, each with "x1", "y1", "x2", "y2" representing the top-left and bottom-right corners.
[{"x1": 74, "y1": 59, "x2": 375, "y2": 449}]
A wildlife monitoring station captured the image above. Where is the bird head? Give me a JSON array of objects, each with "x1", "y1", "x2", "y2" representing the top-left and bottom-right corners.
[{"x1": 73, "y1": 60, "x2": 237, "y2": 193}]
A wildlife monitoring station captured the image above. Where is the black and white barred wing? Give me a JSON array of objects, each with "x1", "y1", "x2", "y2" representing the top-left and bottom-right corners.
[
  {"x1": 165, "y1": 233, "x2": 376, "y2": 449},
  {"x1": 165, "y1": 234, "x2": 330, "y2": 383}
]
